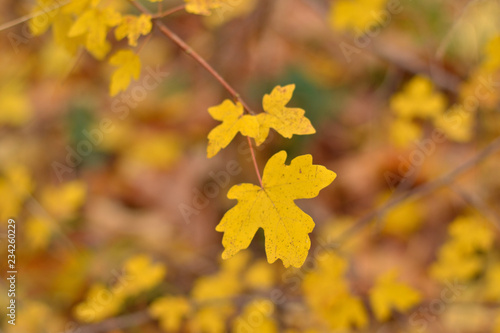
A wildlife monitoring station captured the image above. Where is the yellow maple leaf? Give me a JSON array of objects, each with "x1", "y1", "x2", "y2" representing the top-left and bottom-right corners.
[
  {"x1": 329, "y1": 0, "x2": 387, "y2": 35},
  {"x1": 68, "y1": 7, "x2": 122, "y2": 59},
  {"x1": 216, "y1": 151, "x2": 336, "y2": 268},
  {"x1": 108, "y1": 50, "x2": 141, "y2": 96},
  {"x1": 255, "y1": 84, "x2": 315, "y2": 145},
  {"x1": 115, "y1": 14, "x2": 152, "y2": 47},
  {"x1": 190, "y1": 304, "x2": 234, "y2": 333},
  {"x1": 207, "y1": 100, "x2": 259, "y2": 158},
  {"x1": 73, "y1": 283, "x2": 124, "y2": 322},
  {"x1": 390, "y1": 76, "x2": 447, "y2": 119},
  {"x1": 369, "y1": 270, "x2": 421, "y2": 321},
  {"x1": 150, "y1": 296, "x2": 191, "y2": 332},
  {"x1": 185, "y1": 0, "x2": 225, "y2": 16}
]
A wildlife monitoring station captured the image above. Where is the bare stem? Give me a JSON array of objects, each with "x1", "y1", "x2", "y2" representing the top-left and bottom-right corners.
[
  {"x1": 152, "y1": 4, "x2": 186, "y2": 18},
  {"x1": 247, "y1": 137, "x2": 263, "y2": 187},
  {"x1": 332, "y1": 136, "x2": 500, "y2": 247}
]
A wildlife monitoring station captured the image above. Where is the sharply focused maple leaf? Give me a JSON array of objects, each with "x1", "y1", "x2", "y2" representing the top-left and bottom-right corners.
[
  {"x1": 207, "y1": 100, "x2": 259, "y2": 158},
  {"x1": 255, "y1": 84, "x2": 315, "y2": 145},
  {"x1": 216, "y1": 151, "x2": 336, "y2": 268},
  {"x1": 108, "y1": 50, "x2": 141, "y2": 96},
  {"x1": 369, "y1": 270, "x2": 421, "y2": 321}
]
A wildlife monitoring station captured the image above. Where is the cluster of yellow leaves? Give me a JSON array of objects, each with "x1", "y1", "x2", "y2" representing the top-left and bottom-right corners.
[
  {"x1": 74, "y1": 254, "x2": 166, "y2": 322},
  {"x1": 303, "y1": 252, "x2": 368, "y2": 330},
  {"x1": 207, "y1": 84, "x2": 315, "y2": 157},
  {"x1": 303, "y1": 252, "x2": 421, "y2": 329},
  {"x1": 206, "y1": 84, "x2": 334, "y2": 268},
  {"x1": 29, "y1": 0, "x2": 155, "y2": 96},
  {"x1": 369, "y1": 270, "x2": 422, "y2": 321},
  {"x1": 430, "y1": 214, "x2": 495, "y2": 283},
  {"x1": 217, "y1": 151, "x2": 336, "y2": 267},
  {"x1": 329, "y1": 0, "x2": 387, "y2": 35},
  {"x1": 149, "y1": 252, "x2": 277, "y2": 333},
  {"x1": 389, "y1": 76, "x2": 474, "y2": 146}
]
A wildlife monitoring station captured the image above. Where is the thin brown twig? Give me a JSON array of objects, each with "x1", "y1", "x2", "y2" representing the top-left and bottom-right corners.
[
  {"x1": 127, "y1": 0, "x2": 263, "y2": 185},
  {"x1": 152, "y1": 4, "x2": 186, "y2": 18},
  {"x1": 0, "y1": 0, "x2": 70, "y2": 32},
  {"x1": 247, "y1": 137, "x2": 263, "y2": 187},
  {"x1": 332, "y1": 136, "x2": 500, "y2": 247}
]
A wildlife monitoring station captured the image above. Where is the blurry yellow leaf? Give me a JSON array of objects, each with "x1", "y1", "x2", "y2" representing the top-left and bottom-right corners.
[
  {"x1": 389, "y1": 118, "x2": 422, "y2": 147},
  {"x1": 26, "y1": 216, "x2": 52, "y2": 250},
  {"x1": 303, "y1": 252, "x2": 368, "y2": 330},
  {"x1": 185, "y1": 0, "x2": 226, "y2": 16},
  {"x1": 6, "y1": 301, "x2": 63, "y2": 333},
  {"x1": 255, "y1": 84, "x2": 315, "y2": 145},
  {"x1": 109, "y1": 50, "x2": 141, "y2": 96},
  {"x1": 482, "y1": 35, "x2": 500, "y2": 72},
  {"x1": 329, "y1": 0, "x2": 387, "y2": 34},
  {"x1": 433, "y1": 105, "x2": 475, "y2": 142},
  {"x1": 192, "y1": 252, "x2": 248, "y2": 302},
  {"x1": 244, "y1": 260, "x2": 276, "y2": 290},
  {"x1": 68, "y1": 7, "x2": 121, "y2": 59},
  {"x1": 190, "y1": 304, "x2": 234, "y2": 333},
  {"x1": 125, "y1": 133, "x2": 181, "y2": 168},
  {"x1": 369, "y1": 270, "x2": 421, "y2": 321},
  {"x1": 115, "y1": 14, "x2": 152, "y2": 47},
  {"x1": 73, "y1": 283, "x2": 124, "y2": 322},
  {"x1": 122, "y1": 254, "x2": 166, "y2": 296},
  {"x1": 40, "y1": 180, "x2": 86, "y2": 219},
  {"x1": 232, "y1": 299, "x2": 277, "y2": 333},
  {"x1": 483, "y1": 262, "x2": 500, "y2": 302},
  {"x1": 379, "y1": 195, "x2": 423, "y2": 237},
  {"x1": 150, "y1": 296, "x2": 191, "y2": 332},
  {"x1": 390, "y1": 76, "x2": 446, "y2": 119},
  {"x1": 204, "y1": 0, "x2": 257, "y2": 26},
  {"x1": 0, "y1": 82, "x2": 32, "y2": 126},
  {"x1": 207, "y1": 100, "x2": 259, "y2": 158},
  {"x1": 216, "y1": 151, "x2": 336, "y2": 267},
  {"x1": 0, "y1": 165, "x2": 33, "y2": 221}
]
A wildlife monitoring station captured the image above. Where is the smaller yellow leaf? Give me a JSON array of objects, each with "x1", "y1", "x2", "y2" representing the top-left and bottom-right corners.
[
  {"x1": 369, "y1": 270, "x2": 421, "y2": 322},
  {"x1": 122, "y1": 254, "x2": 166, "y2": 296},
  {"x1": 390, "y1": 76, "x2": 447, "y2": 119},
  {"x1": 115, "y1": 14, "x2": 152, "y2": 47},
  {"x1": 255, "y1": 84, "x2": 315, "y2": 145},
  {"x1": 207, "y1": 99, "x2": 259, "y2": 158},
  {"x1": 150, "y1": 296, "x2": 191, "y2": 332},
  {"x1": 185, "y1": 0, "x2": 224, "y2": 16},
  {"x1": 109, "y1": 50, "x2": 141, "y2": 96}
]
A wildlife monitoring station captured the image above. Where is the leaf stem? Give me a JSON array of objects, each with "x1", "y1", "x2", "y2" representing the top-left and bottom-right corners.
[
  {"x1": 129, "y1": 0, "x2": 263, "y2": 185},
  {"x1": 247, "y1": 137, "x2": 263, "y2": 187},
  {"x1": 129, "y1": 0, "x2": 255, "y2": 114},
  {"x1": 152, "y1": 4, "x2": 186, "y2": 18}
]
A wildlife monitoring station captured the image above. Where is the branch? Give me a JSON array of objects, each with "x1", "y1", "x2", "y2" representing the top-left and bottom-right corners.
[
  {"x1": 152, "y1": 4, "x2": 186, "y2": 18},
  {"x1": 331, "y1": 136, "x2": 500, "y2": 247}
]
